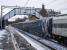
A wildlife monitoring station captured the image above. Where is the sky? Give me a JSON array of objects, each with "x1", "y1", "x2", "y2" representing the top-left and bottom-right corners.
[
  {"x1": 0, "y1": 0, "x2": 67, "y2": 14},
  {"x1": 0, "y1": 0, "x2": 67, "y2": 21}
]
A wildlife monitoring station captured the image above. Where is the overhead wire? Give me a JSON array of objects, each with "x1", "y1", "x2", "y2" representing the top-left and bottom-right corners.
[
  {"x1": 44, "y1": 0, "x2": 67, "y2": 14},
  {"x1": 24, "y1": 0, "x2": 30, "y2": 7},
  {"x1": 46, "y1": 0, "x2": 57, "y2": 5},
  {"x1": 16, "y1": 0, "x2": 67, "y2": 14}
]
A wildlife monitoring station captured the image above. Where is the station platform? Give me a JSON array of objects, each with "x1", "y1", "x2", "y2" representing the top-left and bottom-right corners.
[{"x1": 5, "y1": 25, "x2": 67, "y2": 50}]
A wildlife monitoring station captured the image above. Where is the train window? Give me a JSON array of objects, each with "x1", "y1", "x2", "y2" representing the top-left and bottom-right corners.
[{"x1": 53, "y1": 23, "x2": 67, "y2": 28}]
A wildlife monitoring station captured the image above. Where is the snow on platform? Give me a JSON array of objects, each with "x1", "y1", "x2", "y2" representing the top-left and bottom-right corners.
[
  {"x1": 0, "y1": 29, "x2": 7, "y2": 41},
  {"x1": 0, "y1": 30, "x2": 7, "y2": 38},
  {"x1": 0, "y1": 29, "x2": 7, "y2": 49}
]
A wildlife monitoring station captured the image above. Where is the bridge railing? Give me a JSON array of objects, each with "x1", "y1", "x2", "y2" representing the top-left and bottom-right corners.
[{"x1": 3, "y1": 7, "x2": 44, "y2": 20}]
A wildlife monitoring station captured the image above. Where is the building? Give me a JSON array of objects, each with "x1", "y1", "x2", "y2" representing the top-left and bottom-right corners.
[
  {"x1": 36, "y1": 4, "x2": 61, "y2": 17},
  {"x1": 39, "y1": 4, "x2": 48, "y2": 17}
]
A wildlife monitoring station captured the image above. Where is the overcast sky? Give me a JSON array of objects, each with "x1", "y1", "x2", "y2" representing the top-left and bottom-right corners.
[{"x1": 0, "y1": 0, "x2": 67, "y2": 15}]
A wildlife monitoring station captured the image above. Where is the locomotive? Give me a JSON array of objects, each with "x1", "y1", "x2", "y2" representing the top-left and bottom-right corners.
[{"x1": 11, "y1": 15, "x2": 67, "y2": 46}]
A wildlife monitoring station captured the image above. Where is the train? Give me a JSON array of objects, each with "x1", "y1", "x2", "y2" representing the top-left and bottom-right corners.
[
  {"x1": 11, "y1": 15, "x2": 67, "y2": 46},
  {"x1": 52, "y1": 16, "x2": 67, "y2": 45},
  {"x1": 12, "y1": 19, "x2": 45, "y2": 37}
]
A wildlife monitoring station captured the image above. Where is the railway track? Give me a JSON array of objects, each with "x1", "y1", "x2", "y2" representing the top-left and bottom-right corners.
[
  {"x1": 6, "y1": 27, "x2": 20, "y2": 50},
  {"x1": 6, "y1": 26, "x2": 67, "y2": 50},
  {"x1": 14, "y1": 27, "x2": 67, "y2": 50},
  {"x1": 17, "y1": 29, "x2": 56, "y2": 50},
  {"x1": 13, "y1": 27, "x2": 56, "y2": 50},
  {"x1": 6, "y1": 26, "x2": 37, "y2": 50}
]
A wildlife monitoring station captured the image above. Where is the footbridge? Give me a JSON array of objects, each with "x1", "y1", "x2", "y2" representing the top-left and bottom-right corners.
[{"x1": 0, "y1": 6, "x2": 44, "y2": 29}]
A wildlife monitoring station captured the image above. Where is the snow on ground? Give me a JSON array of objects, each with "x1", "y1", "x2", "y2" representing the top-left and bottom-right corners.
[
  {"x1": 0, "y1": 29, "x2": 7, "y2": 50},
  {"x1": 0, "y1": 30, "x2": 7, "y2": 37},
  {"x1": 0, "y1": 29, "x2": 7, "y2": 41}
]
